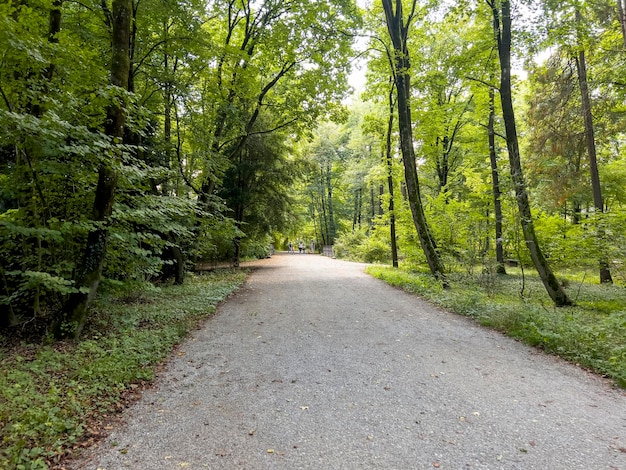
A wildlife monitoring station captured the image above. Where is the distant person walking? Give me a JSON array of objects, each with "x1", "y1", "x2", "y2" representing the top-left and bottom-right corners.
[
  {"x1": 298, "y1": 242, "x2": 305, "y2": 254},
  {"x1": 288, "y1": 242, "x2": 294, "y2": 254}
]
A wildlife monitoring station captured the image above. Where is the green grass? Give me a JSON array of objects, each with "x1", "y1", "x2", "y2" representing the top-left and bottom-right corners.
[
  {"x1": 0, "y1": 270, "x2": 248, "y2": 469},
  {"x1": 366, "y1": 265, "x2": 626, "y2": 389}
]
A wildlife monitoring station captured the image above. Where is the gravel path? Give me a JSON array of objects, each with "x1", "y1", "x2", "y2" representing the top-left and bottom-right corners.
[{"x1": 76, "y1": 253, "x2": 626, "y2": 469}]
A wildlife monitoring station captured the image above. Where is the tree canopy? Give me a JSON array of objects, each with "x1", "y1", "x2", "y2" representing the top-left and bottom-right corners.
[{"x1": 2, "y1": 0, "x2": 626, "y2": 336}]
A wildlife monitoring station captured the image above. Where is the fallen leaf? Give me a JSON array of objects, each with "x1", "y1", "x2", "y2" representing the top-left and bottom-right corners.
[
  {"x1": 267, "y1": 449, "x2": 275, "y2": 454},
  {"x1": 433, "y1": 462, "x2": 440, "y2": 468}
]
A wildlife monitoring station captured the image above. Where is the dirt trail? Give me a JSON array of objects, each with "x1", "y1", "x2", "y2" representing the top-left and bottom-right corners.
[{"x1": 75, "y1": 253, "x2": 626, "y2": 469}]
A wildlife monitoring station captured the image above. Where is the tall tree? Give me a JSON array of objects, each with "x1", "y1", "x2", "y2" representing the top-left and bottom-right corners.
[
  {"x1": 308, "y1": 125, "x2": 344, "y2": 245},
  {"x1": 538, "y1": 0, "x2": 617, "y2": 282},
  {"x1": 381, "y1": 0, "x2": 447, "y2": 286},
  {"x1": 57, "y1": 0, "x2": 133, "y2": 337},
  {"x1": 618, "y1": 0, "x2": 626, "y2": 47},
  {"x1": 525, "y1": 55, "x2": 588, "y2": 220},
  {"x1": 488, "y1": 0, "x2": 572, "y2": 306},
  {"x1": 574, "y1": 8, "x2": 613, "y2": 283},
  {"x1": 189, "y1": 0, "x2": 359, "y2": 263},
  {"x1": 385, "y1": 83, "x2": 400, "y2": 267},
  {"x1": 488, "y1": 86, "x2": 506, "y2": 274},
  {"x1": 219, "y1": 122, "x2": 300, "y2": 266}
]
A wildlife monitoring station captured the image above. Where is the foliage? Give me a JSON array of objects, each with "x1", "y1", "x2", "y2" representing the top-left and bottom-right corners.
[
  {"x1": 367, "y1": 265, "x2": 626, "y2": 388},
  {"x1": 0, "y1": 270, "x2": 247, "y2": 468},
  {"x1": 301, "y1": 0, "x2": 626, "y2": 305},
  {"x1": 0, "y1": 0, "x2": 360, "y2": 333},
  {"x1": 334, "y1": 228, "x2": 392, "y2": 263}
]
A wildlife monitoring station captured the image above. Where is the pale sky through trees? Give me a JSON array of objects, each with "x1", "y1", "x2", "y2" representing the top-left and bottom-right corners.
[{"x1": 346, "y1": 0, "x2": 370, "y2": 96}]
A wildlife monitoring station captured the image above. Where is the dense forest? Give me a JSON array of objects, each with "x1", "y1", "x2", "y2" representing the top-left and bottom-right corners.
[{"x1": 2, "y1": 0, "x2": 626, "y2": 339}]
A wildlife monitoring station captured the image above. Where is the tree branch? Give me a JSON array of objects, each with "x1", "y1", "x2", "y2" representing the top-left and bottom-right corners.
[
  {"x1": 132, "y1": 37, "x2": 192, "y2": 75},
  {"x1": 465, "y1": 75, "x2": 499, "y2": 91},
  {"x1": 219, "y1": 117, "x2": 299, "y2": 151},
  {"x1": 0, "y1": 83, "x2": 13, "y2": 112}
]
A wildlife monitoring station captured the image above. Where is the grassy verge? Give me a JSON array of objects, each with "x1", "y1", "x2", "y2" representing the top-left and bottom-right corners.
[
  {"x1": 366, "y1": 265, "x2": 626, "y2": 389},
  {"x1": 0, "y1": 269, "x2": 248, "y2": 469}
]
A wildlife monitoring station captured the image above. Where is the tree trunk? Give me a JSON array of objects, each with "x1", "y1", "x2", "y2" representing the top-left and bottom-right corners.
[
  {"x1": 44, "y1": 0, "x2": 62, "y2": 80},
  {"x1": 490, "y1": 0, "x2": 572, "y2": 306},
  {"x1": 319, "y1": 173, "x2": 329, "y2": 245},
  {"x1": 436, "y1": 136, "x2": 449, "y2": 193},
  {"x1": 574, "y1": 34, "x2": 613, "y2": 284},
  {"x1": 170, "y1": 243, "x2": 185, "y2": 285},
  {"x1": 161, "y1": 46, "x2": 173, "y2": 194},
  {"x1": 488, "y1": 87, "x2": 506, "y2": 274},
  {"x1": 386, "y1": 85, "x2": 399, "y2": 268},
  {"x1": 357, "y1": 188, "x2": 362, "y2": 228},
  {"x1": 382, "y1": 0, "x2": 447, "y2": 285},
  {"x1": 572, "y1": 201, "x2": 581, "y2": 225},
  {"x1": 57, "y1": 0, "x2": 131, "y2": 338},
  {"x1": 370, "y1": 185, "x2": 376, "y2": 226},
  {"x1": 618, "y1": 0, "x2": 626, "y2": 48},
  {"x1": 325, "y1": 158, "x2": 336, "y2": 242},
  {"x1": 233, "y1": 236, "x2": 241, "y2": 267},
  {"x1": 352, "y1": 188, "x2": 361, "y2": 231},
  {"x1": 162, "y1": 49, "x2": 184, "y2": 284}
]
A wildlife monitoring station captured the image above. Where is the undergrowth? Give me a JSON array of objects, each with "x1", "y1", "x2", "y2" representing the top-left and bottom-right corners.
[
  {"x1": 0, "y1": 269, "x2": 247, "y2": 469},
  {"x1": 366, "y1": 265, "x2": 626, "y2": 389}
]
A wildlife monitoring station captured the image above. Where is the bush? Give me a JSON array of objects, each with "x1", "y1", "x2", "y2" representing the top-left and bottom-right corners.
[
  {"x1": 333, "y1": 230, "x2": 367, "y2": 260},
  {"x1": 360, "y1": 238, "x2": 391, "y2": 263},
  {"x1": 240, "y1": 236, "x2": 272, "y2": 259}
]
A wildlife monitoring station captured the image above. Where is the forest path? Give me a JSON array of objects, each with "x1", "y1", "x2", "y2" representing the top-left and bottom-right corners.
[{"x1": 77, "y1": 253, "x2": 626, "y2": 469}]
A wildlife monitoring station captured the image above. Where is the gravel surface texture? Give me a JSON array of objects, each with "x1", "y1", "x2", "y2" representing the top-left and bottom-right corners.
[{"x1": 76, "y1": 253, "x2": 626, "y2": 470}]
